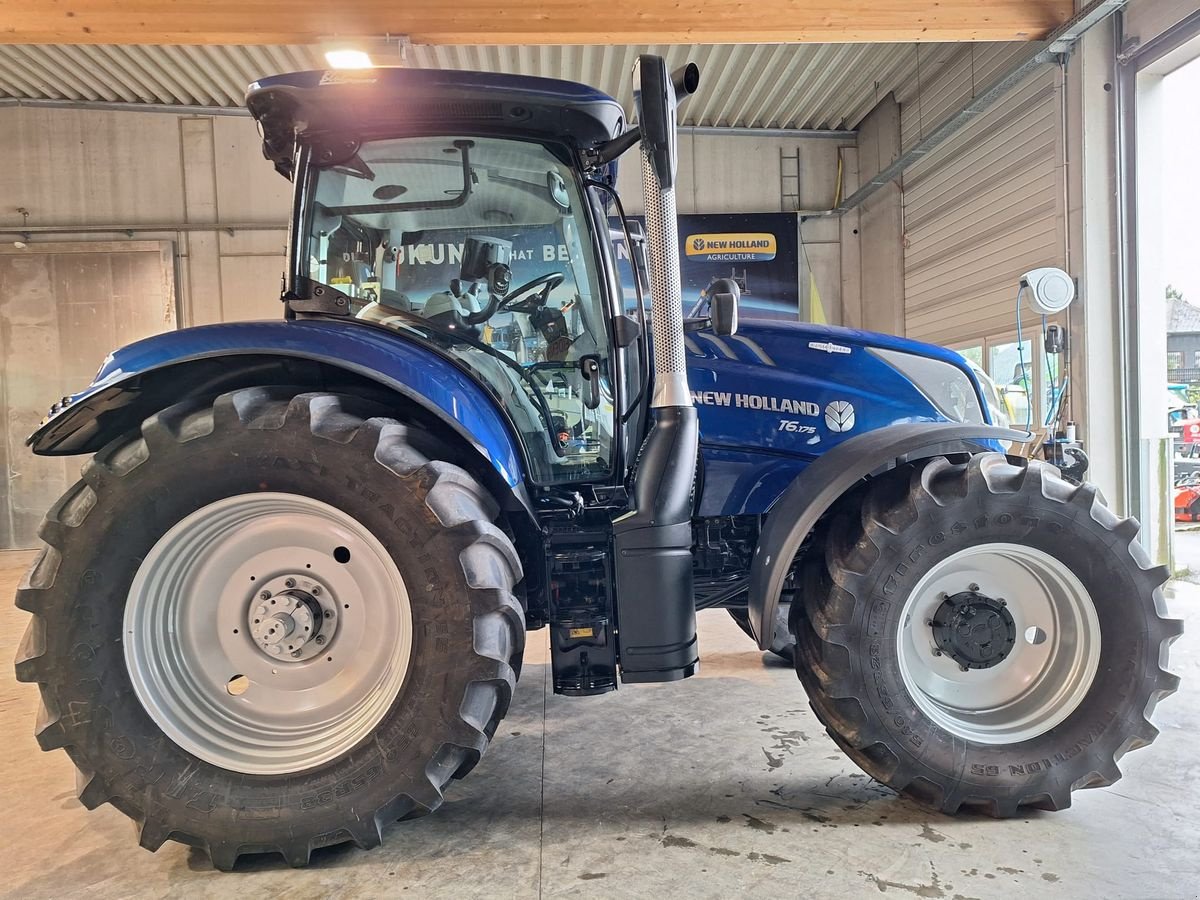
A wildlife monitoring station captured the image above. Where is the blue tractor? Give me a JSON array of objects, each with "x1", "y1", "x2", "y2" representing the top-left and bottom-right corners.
[{"x1": 15, "y1": 58, "x2": 1179, "y2": 869}]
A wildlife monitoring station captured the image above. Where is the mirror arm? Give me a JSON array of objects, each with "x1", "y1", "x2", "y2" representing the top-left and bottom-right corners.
[{"x1": 584, "y1": 127, "x2": 641, "y2": 169}]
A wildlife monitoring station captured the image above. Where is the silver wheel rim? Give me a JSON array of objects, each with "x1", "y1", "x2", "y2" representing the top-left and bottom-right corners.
[
  {"x1": 896, "y1": 543, "x2": 1101, "y2": 745},
  {"x1": 124, "y1": 492, "x2": 412, "y2": 775}
]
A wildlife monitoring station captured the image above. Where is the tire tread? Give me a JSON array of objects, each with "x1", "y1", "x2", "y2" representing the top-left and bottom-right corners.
[
  {"x1": 14, "y1": 388, "x2": 524, "y2": 870},
  {"x1": 793, "y1": 452, "x2": 1180, "y2": 818}
]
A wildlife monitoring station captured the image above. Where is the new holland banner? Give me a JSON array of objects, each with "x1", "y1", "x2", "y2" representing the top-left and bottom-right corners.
[{"x1": 614, "y1": 212, "x2": 802, "y2": 320}]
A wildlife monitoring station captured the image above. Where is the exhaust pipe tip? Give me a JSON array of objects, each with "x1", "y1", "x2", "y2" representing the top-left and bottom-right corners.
[{"x1": 672, "y1": 63, "x2": 700, "y2": 99}]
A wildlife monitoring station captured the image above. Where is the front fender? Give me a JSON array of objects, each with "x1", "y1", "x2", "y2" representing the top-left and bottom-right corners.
[
  {"x1": 28, "y1": 319, "x2": 526, "y2": 489},
  {"x1": 746, "y1": 422, "x2": 1029, "y2": 648}
]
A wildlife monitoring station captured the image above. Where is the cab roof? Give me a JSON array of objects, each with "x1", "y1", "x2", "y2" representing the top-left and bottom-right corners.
[{"x1": 246, "y1": 68, "x2": 626, "y2": 177}]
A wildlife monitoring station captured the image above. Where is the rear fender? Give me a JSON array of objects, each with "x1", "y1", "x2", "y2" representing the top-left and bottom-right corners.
[
  {"x1": 747, "y1": 422, "x2": 1029, "y2": 648},
  {"x1": 28, "y1": 320, "x2": 528, "y2": 494}
]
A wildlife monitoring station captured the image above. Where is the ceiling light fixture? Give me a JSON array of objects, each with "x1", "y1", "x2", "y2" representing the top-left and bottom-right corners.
[{"x1": 324, "y1": 48, "x2": 374, "y2": 69}]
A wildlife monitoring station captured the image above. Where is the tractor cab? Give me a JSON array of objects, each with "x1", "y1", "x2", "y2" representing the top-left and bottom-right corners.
[{"x1": 247, "y1": 70, "x2": 640, "y2": 486}]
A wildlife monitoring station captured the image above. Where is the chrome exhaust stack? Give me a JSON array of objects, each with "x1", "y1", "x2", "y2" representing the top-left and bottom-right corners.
[{"x1": 636, "y1": 57, "x2": 699, "y2": 408}]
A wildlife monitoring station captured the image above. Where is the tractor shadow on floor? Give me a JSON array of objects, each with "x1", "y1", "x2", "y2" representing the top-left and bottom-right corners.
[
  {"x1": 192, "y1": 658, "x2": 1033, "y2": 873},
  {"x1": 201, "y1": 780, "x2": 1010, "y2": 874}
]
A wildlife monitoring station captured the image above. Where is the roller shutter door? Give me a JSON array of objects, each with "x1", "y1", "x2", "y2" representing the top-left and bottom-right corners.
[{"x1": 902, "y1": 68, "x2": 1066, "y2": 345}]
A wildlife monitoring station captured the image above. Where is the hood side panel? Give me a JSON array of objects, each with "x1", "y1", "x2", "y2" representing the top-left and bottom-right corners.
[{"x1": 689, "y1": 322, "x2": 955, "y2": 516}]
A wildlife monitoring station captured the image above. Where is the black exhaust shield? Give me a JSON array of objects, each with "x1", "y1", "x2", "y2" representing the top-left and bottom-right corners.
[{"x1": 613, "y1": 406, "x2": 699, "y2": 682}]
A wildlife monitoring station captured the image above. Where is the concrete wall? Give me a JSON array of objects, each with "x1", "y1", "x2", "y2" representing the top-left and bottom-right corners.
[
  {"x1": 0, "y1": 242, "x2": 176, "y2": 548},
  {"x1": 613, "y1": 130, "x2": 845, "y2": 217},
  {"x1": 839, "y1": 96, "x2": 905, "y2": 335},
  {"x1": 0, "y1": 107, "x2": 293, "y2": 327}
]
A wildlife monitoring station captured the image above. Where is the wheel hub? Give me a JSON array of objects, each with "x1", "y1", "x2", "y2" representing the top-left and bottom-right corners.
[
  {"x1": 930, "y1": 590, "x2": 1016, "y2": 670},
  {"x1": 246, "y1": 575, "x2": 338, "y2": 661}
]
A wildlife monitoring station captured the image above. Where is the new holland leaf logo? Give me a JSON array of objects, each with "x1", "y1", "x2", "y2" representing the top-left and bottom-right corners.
[
  {"x1": 824, "y1": 401, "x2": 855, "y2": 433},
  {"x1": 692, "y1": 238, "x2": 706, "y2": 251}
]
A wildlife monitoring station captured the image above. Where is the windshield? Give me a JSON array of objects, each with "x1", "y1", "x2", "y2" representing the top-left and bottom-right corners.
[{"x1": 306, "y1": 136, "x2": 615, "y2": 485}]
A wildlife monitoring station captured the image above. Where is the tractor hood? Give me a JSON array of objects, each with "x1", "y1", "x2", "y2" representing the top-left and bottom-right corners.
[{"x1": 685, "y1": 319, "x2": 995, "y2": 461}]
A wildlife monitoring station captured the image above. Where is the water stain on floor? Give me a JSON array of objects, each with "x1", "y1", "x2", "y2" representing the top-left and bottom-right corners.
[
  {"x1": 859, "y1": 864, "x2": 948, "y2": 898},
  {"x1": 742, "y1": 814, "x2": 776, "y2": 834}
]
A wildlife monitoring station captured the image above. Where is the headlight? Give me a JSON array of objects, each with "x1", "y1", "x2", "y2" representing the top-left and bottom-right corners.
[{"x1": 869, "y1": 348, "x2": 987, "y2": 424}]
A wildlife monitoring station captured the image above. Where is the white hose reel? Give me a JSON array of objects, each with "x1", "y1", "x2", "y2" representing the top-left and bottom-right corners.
[{"x1": 1021, "y1": 267, "x2": 1076, "y2": 315}]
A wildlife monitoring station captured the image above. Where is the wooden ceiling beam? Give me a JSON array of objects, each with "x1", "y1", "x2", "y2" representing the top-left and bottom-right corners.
[{"x1": 1, "y1": 1, "x2": 1074, "y2": 46}]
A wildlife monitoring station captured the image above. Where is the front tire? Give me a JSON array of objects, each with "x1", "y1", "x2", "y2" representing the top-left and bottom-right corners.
[
  {"x1": 793, "y1": 453, "x2": 1181, "y2": 816},
  {"x1": 14, "y1": 388, "x2": 525, "y2": 868}
]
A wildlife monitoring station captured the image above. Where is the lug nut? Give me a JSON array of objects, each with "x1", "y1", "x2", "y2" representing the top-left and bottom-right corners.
[
  {"x1": 311, "y1": 586, "x2": 322, "y2": 596},
  {"x1": 291, "y1": 649, "x2": 303, "y2": 658},
  {"x1": 315, "y1": 635, "x2": 326, "y2": 645},
  {"x1": 260, "y1": 591, "x2": 271, "y2": 601},
  {"x1": 323, "y1": 609, "x2": 333, "y2": 619},
  {"x1": 969, "y1": 583, "x2": 980, "y2": 592},
  {"x1": 285, "y1": 578, "x2": 297, "y2": 589}
]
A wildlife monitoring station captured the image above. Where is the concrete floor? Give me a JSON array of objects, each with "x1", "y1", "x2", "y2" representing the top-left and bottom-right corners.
[{"x1": 2, "y1": 547, "x2": 1199, "y2": 899}]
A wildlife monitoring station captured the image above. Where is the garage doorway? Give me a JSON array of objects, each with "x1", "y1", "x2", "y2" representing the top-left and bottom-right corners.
[
  {"x1": 0, "y1": 241, "x2": 177, "y2": 549},
  {"x1": 1119, "y1": 12, "x2": 1200, "y2": 572},
  {"x1": 1160, "y1": 53, "x2": 1200, "y2": 583}
]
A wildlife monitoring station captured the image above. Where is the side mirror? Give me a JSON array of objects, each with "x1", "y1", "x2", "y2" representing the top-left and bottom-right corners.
[{"x1": 709, "y1": 277, "x2": 740, "y2": 336}]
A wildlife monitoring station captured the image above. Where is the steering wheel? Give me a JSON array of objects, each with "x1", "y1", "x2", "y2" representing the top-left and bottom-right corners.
[{"x1": 498, "y1": 272, "x2": 565, "y2": 314}]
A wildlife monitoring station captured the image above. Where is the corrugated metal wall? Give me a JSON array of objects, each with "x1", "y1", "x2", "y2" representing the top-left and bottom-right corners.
[
  {"x1": 902, "y1": 67, "x2": 1065, "y2": 345},
  {"x1": 896, "y1": 43, "x2": 1029, "y2": 151}
]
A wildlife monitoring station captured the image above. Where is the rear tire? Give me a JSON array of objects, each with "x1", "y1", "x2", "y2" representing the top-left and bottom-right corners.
[
  {"x1": 792, "y1": 453, "x2": 1181, "y2": 816},
  {"x1": 14, "y1": 388, "x2": 525, "y2": 868}
]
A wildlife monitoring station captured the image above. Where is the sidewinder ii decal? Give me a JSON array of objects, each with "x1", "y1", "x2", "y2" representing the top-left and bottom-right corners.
[{"x1": 808, "y1": 340, "x2": 852, "y2": 355}]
